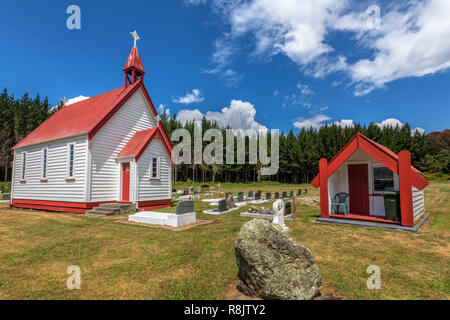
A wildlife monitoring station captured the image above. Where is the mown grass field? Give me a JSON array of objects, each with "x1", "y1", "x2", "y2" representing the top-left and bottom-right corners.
[{"x1": 0, "y1": 182, "x2": 448, "y2": 300}]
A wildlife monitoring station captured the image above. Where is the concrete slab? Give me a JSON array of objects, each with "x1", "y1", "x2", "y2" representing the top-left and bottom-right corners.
[
  {"x1": 316, "y1": 214, "x2": 430, "y2": 232},
  {"x1": 128, "y1": 211, "x2": 196, "y2": 227}
]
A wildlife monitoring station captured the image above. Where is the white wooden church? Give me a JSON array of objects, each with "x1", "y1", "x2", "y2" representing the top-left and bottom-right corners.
[{"x1": 10, "y1": 33, "x2": 174, "y2": 213}]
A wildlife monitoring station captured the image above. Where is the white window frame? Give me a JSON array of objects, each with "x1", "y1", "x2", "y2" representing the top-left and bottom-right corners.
[
  {"x1": 42, "y1": 147, "x2": 48, "y2": 180},
  {"x1": 21, "y1": 152, "x2": 27, "y2": 180},
  {"x1": 67, "y1": 143, "x2": 75, "y2": 179},
  {"x1": 150, "y1": 156, "x2": 160, "y2": 180}
]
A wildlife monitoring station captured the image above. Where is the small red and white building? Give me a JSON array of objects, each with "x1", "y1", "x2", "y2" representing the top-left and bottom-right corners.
[
  {"x1": 10, "y1": 40, "x2": 173, "y2": 214},
  {"x1": 311, "y1": 132, "x2": 429, "y2": 228}
]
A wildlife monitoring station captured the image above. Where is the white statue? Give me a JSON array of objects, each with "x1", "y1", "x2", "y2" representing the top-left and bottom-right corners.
[{"x1": 272, "y1": 199, "x2": 288, "y2": 231}]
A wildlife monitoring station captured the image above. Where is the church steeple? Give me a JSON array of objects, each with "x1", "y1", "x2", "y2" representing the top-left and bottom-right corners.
[{"x1": 124, "y1": 31, "x2": 145, "y2": 86}]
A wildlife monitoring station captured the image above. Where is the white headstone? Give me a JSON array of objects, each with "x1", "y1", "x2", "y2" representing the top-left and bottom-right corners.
[{"x1": 272, "y1": 199, "x2": 288, "y2": 231}]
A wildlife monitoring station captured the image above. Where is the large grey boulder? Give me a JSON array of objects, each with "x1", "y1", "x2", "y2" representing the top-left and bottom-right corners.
[{"x1": 234, "y1": 219, "x2": 322, "y2": 300}]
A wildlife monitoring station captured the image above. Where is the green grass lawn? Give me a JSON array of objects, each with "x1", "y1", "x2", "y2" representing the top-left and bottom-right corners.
[{"x1": 0, "y1": 182, "x2": 448, "y2": 300}]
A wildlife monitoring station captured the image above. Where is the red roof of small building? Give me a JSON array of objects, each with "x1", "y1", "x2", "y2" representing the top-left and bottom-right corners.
[
  {"x1": 311, "y1": 132, "x2": 428, "y2": 190},
  {"x1": 123, "y1": 45, "x2": 145, "y2": 74},
  {"x1": 118, "y1": 127, "x2": 173, "y2": 163}
]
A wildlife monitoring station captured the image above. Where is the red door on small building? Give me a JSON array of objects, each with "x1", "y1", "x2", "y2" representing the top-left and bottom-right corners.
[
  {"x1": 348, "y1": 164, "x2": 370, "y2": 215},
  {"x1": 121, "y1": 163, "x2": 130, "y2": 202}
]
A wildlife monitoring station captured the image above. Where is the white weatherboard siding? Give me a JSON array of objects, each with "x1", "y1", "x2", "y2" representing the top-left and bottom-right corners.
[
  {"x1": 412, "y1": 186, "x2": 425, "y2": 222},
  {"x1": 137, "y1": 139, "x2": 171, "y2": 201},
  {"x1": 13, "y1": 136, "x2": 88, "y2": 202},
  {"x1": 90, "y1": 89, "x2": 157, "y2": 202}
]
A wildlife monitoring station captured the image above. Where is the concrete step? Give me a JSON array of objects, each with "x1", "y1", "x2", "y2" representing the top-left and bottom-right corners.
[
  {"x1": 86, "y1": 207, "x2": 120, "y2": 216},
  {"x1": 99, "y1": 203, "x2": 136, "y2": 213}
]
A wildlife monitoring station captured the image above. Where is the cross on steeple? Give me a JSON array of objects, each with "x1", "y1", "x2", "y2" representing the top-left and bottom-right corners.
[{"x1": 130, "y1": 30, "x2": 140, "y2": 46}]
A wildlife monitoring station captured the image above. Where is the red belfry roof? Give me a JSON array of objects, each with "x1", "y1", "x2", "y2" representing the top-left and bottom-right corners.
[
  {"x1": 311, "y1": 132, "x2": 429, "y2": 190},
  {"x1": 123, "y1": 45, "x2": 145, "y2": 74}
]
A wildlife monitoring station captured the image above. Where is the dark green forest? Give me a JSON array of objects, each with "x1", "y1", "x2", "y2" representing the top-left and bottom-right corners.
[
  {"x1": 1, "y1": 88, "x2": 449, "y2": 183},
  {"x1": 160, "y1": 111, "x2": 450, "y2": 183}
]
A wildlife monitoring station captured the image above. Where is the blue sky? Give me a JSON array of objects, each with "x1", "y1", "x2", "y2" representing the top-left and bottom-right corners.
[{"x1": 1, "y1": 0, "x2": 449, "y2": 134}]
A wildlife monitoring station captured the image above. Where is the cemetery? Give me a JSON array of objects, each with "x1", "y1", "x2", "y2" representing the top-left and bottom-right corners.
[{"x1": 0, "y1": 181, "x2": 448, "y2": 300}]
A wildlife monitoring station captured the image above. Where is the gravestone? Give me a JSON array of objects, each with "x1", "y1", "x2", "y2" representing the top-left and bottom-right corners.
[
  {"x1": 218, "y1": 199, "x2": 227, "y2": 212},
  {"x1": 298, "y1": 189, "x2": 302, "y2": 195},
  {"x1": 260, "y1": 207, "x2": 271, "y2": 215},
  {"x1": 238, "y1": 192, "x2": 244, "y2": 203},
  {"x1": 226, "y1": 193, "x2": 235, "y2": 209},
  {"x1": 282, "y1": 192, "x2": 287, "y2": 198},
  {"x1": 255, "y1": 192, "x2": 261, "y2": 200},
  {"x1": 272, "y1": 199, "x2": 288, "y2": 231},
  {"x1": 266, "y1": 193, "x2": 271, "y2": 200},
  {"x1": 188, "y1": 187, "x2": 196, "y2": 194},
  {"x1": 285, "y1": 201, "x2": 292, "y2": 216},
  {"x1": 304, "y1": 189, "x2": 308, "y2": 195},
  {"x1": 248, "y1": 191, "x2": 254, "y2": 198},
  {"x1": 176, "y1": 201, "x2": 194, "y2": 215},
  {"x1": 290, "y1": 191, "x2": 294, "y2": 198},
  {"x1": 275, "y1": 192, "x2": 280, "y2": 199}
]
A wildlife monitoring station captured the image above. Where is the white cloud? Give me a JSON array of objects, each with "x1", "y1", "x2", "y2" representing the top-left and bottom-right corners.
[
  {"x1": 297, "y1": 82, "x2": 314, "y2": 95},
  {"x1": 293, "y1": 114, "x2": 331, "y2": 129},
  {"x1": 177, "y1": 109, "x2": 205, "y2": 124},
  {"x1": 185, "y1": 0, "x2": 208, "y2": 5},
  {"x1": 291, "y1": 115, "x2": 426, "y2": 133},
  {"x1": 366, "y1": 117, "x2": 429, "y2": 135},
  {"x1": 203, "y1": 37, "x2": 242, "y2": 87},
  {"x1": 375, "y1": 118, "x2": 404, "y2": 129},
  {"x1": 206, "y1": 0, "x2": 450, "y2": 95},
  {"x1": 176, "y1": 99, "x2": 267, "y2": 131},
  {"x1": 334, "y1": 119, "x2": 354, "y2": 127},
  {"x1": 65, "y1": 95, "x2": 90, "y2": 106},
  {"x1": 158, "y1": 104, "x2": 171, "y2": 117},
  {"x1": 348, "y1": 0, "x2": 450, "y2": 95},
  {"x1": 374, "y1": 118, "x2": 425, "y2": 135},
  {"x1": 173, "y1": 89, "x2": 205, "y2": 104},
  {"x1": 413, "y1": 127, "x2": 425, "y2": 135}
]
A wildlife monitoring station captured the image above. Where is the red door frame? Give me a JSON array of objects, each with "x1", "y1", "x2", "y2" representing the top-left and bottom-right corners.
[
  {"x1": 121, "y1": 163, "x2": 130, "y2": 202},
  {"x1": 348, "y1": 164, "x2": 370, "y2": 215}
]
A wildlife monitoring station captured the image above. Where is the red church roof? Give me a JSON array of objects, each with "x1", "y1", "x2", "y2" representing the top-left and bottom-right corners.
[
  {"x1": 118, "y1": 127, "x2": 173, "y2": 163},
  {"x1": 311, "y1": 132, "x2": 428, "y2": 190},
  {"x1": 13, "y1": 81, "x2": 140, "y2": 149},
  {"x1": 12, "y1": 78, "x2": 175, "y2": 151},
  {"x1": 123, "y1": 45, "x2": 145, "y2": 74}
]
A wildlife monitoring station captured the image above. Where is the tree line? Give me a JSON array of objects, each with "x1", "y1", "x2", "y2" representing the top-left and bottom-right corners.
[
  {"x1": 160, "y1": 112, "x2": 449, "y2": 183},
  {"x1": 0, "y1": 88, "x2": 61, "y2": 181},
  {"x1": 0, "y1": 87, "x2": 448, "y2": 183}
]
